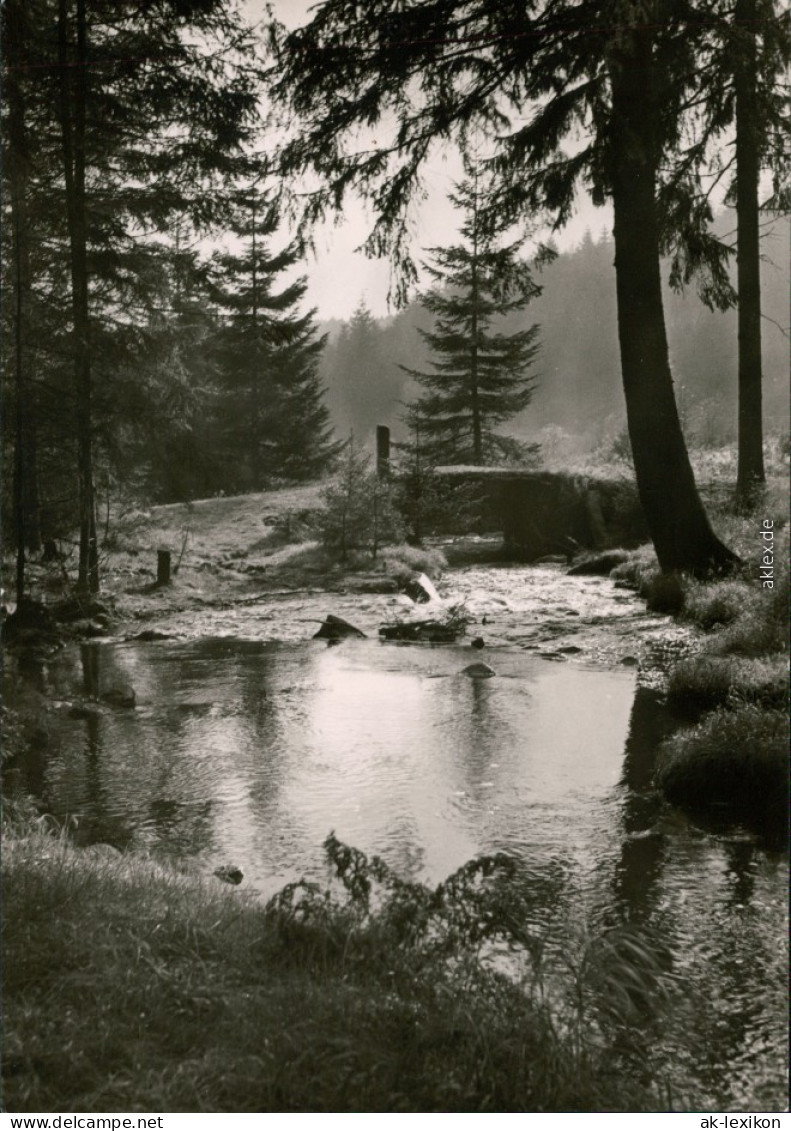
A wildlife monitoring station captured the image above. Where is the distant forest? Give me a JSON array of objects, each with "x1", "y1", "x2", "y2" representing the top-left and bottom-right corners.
[{"x1": 319, "y1": 213, "x2": 790, "y2": 454}]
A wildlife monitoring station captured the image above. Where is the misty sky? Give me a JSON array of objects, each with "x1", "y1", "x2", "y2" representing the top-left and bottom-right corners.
[{"x1": 247, "y1": 0, "x2": 614, "y2": 319}]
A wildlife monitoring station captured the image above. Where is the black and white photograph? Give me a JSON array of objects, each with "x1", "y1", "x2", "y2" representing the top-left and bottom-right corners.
[{"x1": 1, "y1": 0, "x2": 789, "y2": 1117}]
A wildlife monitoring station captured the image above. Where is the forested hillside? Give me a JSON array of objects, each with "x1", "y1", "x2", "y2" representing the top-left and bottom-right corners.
[{"x1": 319, "y1": 214, "x2": 790, "y2": 451}]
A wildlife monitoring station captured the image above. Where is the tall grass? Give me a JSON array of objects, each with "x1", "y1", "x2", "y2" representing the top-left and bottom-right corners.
[
  {"x1": 3, "y1": 821, "x2": 673, "y2": 1113},
  {"x1": 666, "y1": 655, "x2": 789, "y2": 717},
  {"x1": 656, "y1": 706, "x2": 789, "y2": 831}
]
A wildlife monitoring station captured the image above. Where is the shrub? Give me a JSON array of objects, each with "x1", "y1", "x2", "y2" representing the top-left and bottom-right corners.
[
  {"x1": 656, "y1": 706, "x2": 789, "y2": 829},
  {"x1": 319, "y1": 441, "x2": 405, "y2": 562},
  {"x1": 682, "y1": 580, "x2": 753, "y2": 631},
  {"x1": 395, "y1": 464, "x2": 486, "y2": 542},
  {"x1": 610, "y1": 546, "x2": 659, "y2": 590},
  {"x1": 376, "y1": 543, "x2": 447, "y2": 584}
]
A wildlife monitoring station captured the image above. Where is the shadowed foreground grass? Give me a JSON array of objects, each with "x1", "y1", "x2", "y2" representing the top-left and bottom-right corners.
[{"x1": 2, "y1": 822, "x2": 670, "y2": 1114}]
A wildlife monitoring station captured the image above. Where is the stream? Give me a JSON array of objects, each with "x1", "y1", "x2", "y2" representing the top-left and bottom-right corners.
[{"x1": 4, "y1": 563, "x2": 788, "y2": 1110}]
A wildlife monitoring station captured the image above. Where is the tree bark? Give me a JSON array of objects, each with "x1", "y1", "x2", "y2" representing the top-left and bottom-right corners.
[
  {"x1": 734, "y1": 0, "x2": 765, "y2": 501},
  {"x1": 608, "y1": 22, "x2": 738, "y2": 576},
  {"x1": 5, "y1": 0, "x2": 44, "y2": 608},
  {"x1": 8, "y1": 19, "x2": 29, "y2": 604},
  {"x1": 469, "y1": 176, "x2": 482, "y2": 464},
  {"x1": 57, "y1": 0, "x2": 99, "y2": 593}
]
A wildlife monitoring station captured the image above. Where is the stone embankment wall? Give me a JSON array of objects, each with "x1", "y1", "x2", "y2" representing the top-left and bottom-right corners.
[{"x1": 434, "y1": 468, "x2": 647, "y2": 560}]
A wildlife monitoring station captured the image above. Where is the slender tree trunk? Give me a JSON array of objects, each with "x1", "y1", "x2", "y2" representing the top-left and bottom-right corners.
[
  {"x1": 23, "y1": 419, "x2": 42, "y2": 553},
  {"x1": 734, "y1": 0, "x2": 765, "y2": 502},
  {"x1": 5, "y1": 0, "x2": 41, "y2": 603},
  {"x1": 12, "y1": 186, "x2": 29, "y2": 606},
  {"x1": 609, "y1": 22, "x2": 738, "y2": 576},
  {"x1": 470, "y1": 176, "x2": 482, "y2": 463},
  {"x1": 251, "y1": 193, "x2": 262, "y2": 485},
  {"x1": 57, "y1": 0, "x2": 99, "y2": 593}
]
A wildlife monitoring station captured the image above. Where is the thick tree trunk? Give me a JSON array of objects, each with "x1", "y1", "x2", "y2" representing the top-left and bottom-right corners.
[
  {"x1": 609, "y1": 24, "x2": 738, "y2": 576},
  {"x1": 58, "y1": 0, "x2": 99, "y2": 593},
  {"x1": 734, "y1": 0, "x2": 765, "y2": 501}
]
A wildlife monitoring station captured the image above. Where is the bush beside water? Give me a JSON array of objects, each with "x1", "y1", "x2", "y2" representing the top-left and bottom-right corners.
[{"x1": 656, "y1": 707, "x2": 789, "y2": 830}]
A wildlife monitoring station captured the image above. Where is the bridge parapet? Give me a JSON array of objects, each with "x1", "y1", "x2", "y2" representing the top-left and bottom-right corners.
[{"x1": 433, "y1": 466, "x2": 646, "y2": 561}]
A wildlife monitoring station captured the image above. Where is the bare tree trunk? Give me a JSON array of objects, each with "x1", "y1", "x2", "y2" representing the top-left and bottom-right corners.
[
  {"x1": 734, "y1": 0, "x2": 766, "y2": 503},
  {"x1": 470, "y1": 172, "x2": 482, "y2": 464},
  {"x1": 57, "y1": 0, "x2": 99, "y2": 593},
  {"x1": 5, "y1": 0, "x2": 40, "y2": 603},
  {"x1": 608, "y1": 21, "x2": 738, "y2": 576}
]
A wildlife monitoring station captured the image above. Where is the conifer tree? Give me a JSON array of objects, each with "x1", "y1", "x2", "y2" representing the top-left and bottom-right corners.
[
  {"x1": 401, "y1": 175, "x2": 541, "y2": 465},
  {"x1": 210, "y1": 189, "x2": 339, "y2": 490},
  {"x1": 320, "y1": 438, "x2": 403, "y2": 561},
  {"x1": 3, "y1": 0, "x2": 260, "y2": 592}
]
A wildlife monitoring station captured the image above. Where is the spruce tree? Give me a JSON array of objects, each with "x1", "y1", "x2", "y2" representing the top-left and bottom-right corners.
[
  {"x1": 3, "y1": 0, "x2": 260, "y2": 591},
  {"x1": 401, "y1": 175, "x2": 541, "y2": 466},
  {"x1": 210, "y1": 189, "x2": 339, "y2": 490}
]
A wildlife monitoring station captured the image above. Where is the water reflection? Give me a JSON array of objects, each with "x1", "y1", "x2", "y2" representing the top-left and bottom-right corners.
[
  {"x1": 3, "y1": 636, "x2": 788, "y2": 1108},
  {"x1": 610, "y1": 687, "x2": 674, "y2": 922}
]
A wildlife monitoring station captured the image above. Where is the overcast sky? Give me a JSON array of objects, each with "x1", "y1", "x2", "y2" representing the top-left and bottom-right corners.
[{"x1": 248, "y1": 0, "x2": 613, "y2": 320}]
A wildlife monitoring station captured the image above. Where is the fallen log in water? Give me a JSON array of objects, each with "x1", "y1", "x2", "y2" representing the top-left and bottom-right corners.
[
  {"x1": 378, "y1": 619, "x2": 461, "y2": 643},
  {"x1": 379, "y1": 602, "x2": 471, "y2": 643}
]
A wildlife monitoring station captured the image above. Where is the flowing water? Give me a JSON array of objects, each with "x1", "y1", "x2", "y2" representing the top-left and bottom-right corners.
[{"x1": 4, "y1": 565, "x2": 788, "y2": 1110}]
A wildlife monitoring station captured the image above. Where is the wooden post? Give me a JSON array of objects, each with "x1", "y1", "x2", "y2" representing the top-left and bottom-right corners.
[
  {"x1": 156, "y1": 549, "x2": 171, "y2": 586},
  {"x1": 376, "y1": 425, "x2": 390, "y2": 478}
]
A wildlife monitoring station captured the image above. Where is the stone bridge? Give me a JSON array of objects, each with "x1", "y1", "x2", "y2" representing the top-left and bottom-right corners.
[{"x1": 433, "y1": 466, "x2": 647, "y2": 561}]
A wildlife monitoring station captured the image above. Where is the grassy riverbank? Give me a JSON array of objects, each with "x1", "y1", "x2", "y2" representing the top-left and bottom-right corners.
[
  {"x1": 611, "y1": 473, "x2": 789, "y2": 830},
  {"x1": 3, "y1": 815, "x2": 669, "y2": 1114}
]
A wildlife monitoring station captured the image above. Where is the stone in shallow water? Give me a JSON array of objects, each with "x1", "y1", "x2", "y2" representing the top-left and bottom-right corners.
[
  {"x1": 313, "y1": 614, "x2": 366, "y2": 640},
  {"x1": 461, "y1": 662, "x2": 496, "y2": 678},
  {"x1": 403, "y1": 572, "x2": 441, "y2": 604}
]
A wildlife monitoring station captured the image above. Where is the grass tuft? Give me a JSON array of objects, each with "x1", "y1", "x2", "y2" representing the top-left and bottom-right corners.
[
  {"x1": 681, "y1": 580, "x2": 754, "y2": 630},
  {"x1": 656, "y1": 706, "x2": 789, "y2": 830},
  {"x1": 666, "y1": 654, "x2": 789, "y2": 717}
]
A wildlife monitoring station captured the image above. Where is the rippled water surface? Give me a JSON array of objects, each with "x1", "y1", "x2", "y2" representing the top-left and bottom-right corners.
[{"x1": 6, "y1": 590, "x2": 788, "y2": 1110}]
